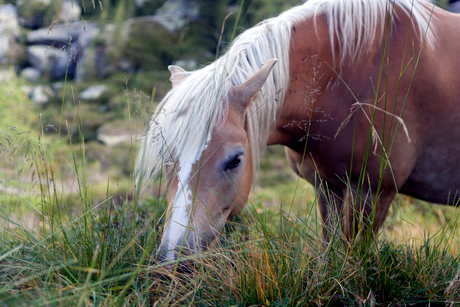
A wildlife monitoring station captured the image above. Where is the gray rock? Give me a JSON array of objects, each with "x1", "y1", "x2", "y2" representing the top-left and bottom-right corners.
[
  {"x1": 20, "y1": 67, "x2": 41, "y2": 82},
  {"x1": 119, "y1": 59, "x2": 135, "y2": 73},
  {"x1": 135, "y1": 0, "x2": 149, "y2": 8},
  {"x1": 79, "y1": 85, "x2": 108, "y2": 101},
  {"x1": 151, "y1": 0, "x2": 199, "y2": 33},
  {"x1": 0, "y1": 4, "x2": 20, "y2": 64},
  {"x1": 27, "y1": 21, "x2": 98, "y2": 49},
  {"x1": 51, "y1": 82, "x2": 64, "y2": 91},
  {"x1": 30, "y1": 85, "x2": 54, "y2": 105},
  {"x1": 26, "y1": 44, "x2": 79, "y2": 80},
  {"x1": 27, "y1": 21, "x2": 98, "y2": 80},
  {"x1": 60, "y1": 0, "x2": 82, "y2": 23},
  {"x1": 26, "y1": 45, "x2": 49, "y2": 71},
  {"x1": 174, "y1": 58, "x2": 198, "y2": 71},
  {"x1": 26, "y1": 45, "x2": 58, "y2": 71},
  {"x1": 97, "y1": 125, "x2": 141, "y2": 146}
]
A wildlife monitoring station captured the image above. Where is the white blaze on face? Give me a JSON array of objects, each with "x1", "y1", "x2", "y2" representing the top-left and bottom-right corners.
[
  {"x1": 162, "y1": 155, "x2": 194, "y2": 260},
  {"x1": 160, "y1": 137, "x2": 210, "y2": 261}
]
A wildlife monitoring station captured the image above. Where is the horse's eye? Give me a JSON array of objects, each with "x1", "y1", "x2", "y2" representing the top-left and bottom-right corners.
[{"x1": 225, "y1": 154, "x2": 242, "y2": 171}]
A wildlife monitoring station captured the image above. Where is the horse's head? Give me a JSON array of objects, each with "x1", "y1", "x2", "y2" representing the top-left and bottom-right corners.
[{"x1": 156, "y1": 59, "x2": 277, "y2": 261}]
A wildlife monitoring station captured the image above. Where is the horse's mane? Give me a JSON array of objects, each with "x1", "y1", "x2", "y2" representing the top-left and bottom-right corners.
[{"x1": 136, "y1": 0, "x2": 435, "y2": 184}]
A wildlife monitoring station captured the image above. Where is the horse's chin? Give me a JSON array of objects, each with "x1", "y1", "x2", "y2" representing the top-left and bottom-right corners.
[{"x1": 156, "y1": 230, "x2": 216, "y2": 264}]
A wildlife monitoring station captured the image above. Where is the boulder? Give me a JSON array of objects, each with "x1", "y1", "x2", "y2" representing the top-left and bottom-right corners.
[
  {"x1": 27, "y1": 21, "x2": 99, "y2": 49},
  {"x1": 174, "y1": 58, "x2": 198, "y2": 71},
  {"x1": 135, "y1": 0, "x2": 149, "y2": 8},
  {"x1": 60, "y1": 0, "x2": 82, "y2": 23},
  {"x1": 20, "y1": 67, "x2": 41, "y2": 82},
  {"x1": 0, "y1": 4, "x2": 20, "y2": 65},
  {"x1": 26, "y1": 45, "x2": 51, "y2": 71},
  {"x1": 29, "y1": 85, "x2": 54, "y2": 105},
  {"x1": 79, "y1": 85, "x2": 108, "y2": 101},
  {"x1": 151, "y1": 0, "x2": 200, "y2": 33},
  {"x1": 97, "y1": 123, "x2": 142, "y2": 147},
  {"x1": 26, "y1": 44, "x2": 79, "y2": 80},
  {"x1": 26, "y1": 21, "x2": 98, "y2": 80}
]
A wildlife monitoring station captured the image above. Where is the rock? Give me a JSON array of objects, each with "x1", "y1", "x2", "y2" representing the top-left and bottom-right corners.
[
  {"x1": 135, "y1": 0, "x2": 149, "y2": 8},
  {"x1": 49, "y1": 46, "x2": 79, "y2": 80},
  {"x1": 450, "y1": 2, "x2": 460, "y2": 13},
  {"x1": 51, "y1": 82, "x2": 64, "y2": 91},
  {"x1": 26, "y1": 21, "x2": 98, "y2": 80},
  {"x1": 60, "y1": 0, "x2": 82, "y2": 23},
  {"x1": 79, "y1": 85, "x2": 108, "y2": 101},
  {"x1": 26, "y1": 45, "x2": 51, "y2": 71},
  {"x1": 93, "y1": 43, "x2": 112, "y2": 78},
  {"x1": 174, "y1": 58, "x2": 198, "y2": 71},
  {"x1": 26, "y1": 45, "x2": 78, "y2": 80},
  {"x1": 151, "y1": 0, "x2": 200, "y2": 33},
  {"x1": 20, "y1": 67, "x2": 41, "y2": 82},
  {"x1": 27, "y1": 21, "x2": 99, "y2": 49},
  {"x1": 97, "y1": 123, "x2": 141, "y2": 146},
  {"x1": 0, "y1": 4, "x2": 20, "y2": 65},
  {"x1": 119, "y1": 59, "x2": 135, "y2": 73},
  {"x1": 29, "y1": 85, "x2": 54, "y2": 105}
]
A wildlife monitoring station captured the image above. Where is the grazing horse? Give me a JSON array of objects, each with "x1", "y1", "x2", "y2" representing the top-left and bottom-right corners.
[{"x1": 136, "y1": 0, "x2": 460, "y2": 261}]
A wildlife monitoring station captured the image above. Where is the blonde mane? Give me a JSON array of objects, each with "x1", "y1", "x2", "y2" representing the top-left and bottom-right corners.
[{"x1": 136, "y1": 0, "x2": 435, "y2": 184}]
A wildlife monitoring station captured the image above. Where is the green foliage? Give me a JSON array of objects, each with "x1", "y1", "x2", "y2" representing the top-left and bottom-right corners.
[
  {"x1": 16, "y1": 0, "x2": 62, "y2": 29},
  {"x1": 118, "y1": 18, "x2": 178, "y2": 70},
  {"x1": 0, "y1": 70, "x2": 37, "y2": 131}
]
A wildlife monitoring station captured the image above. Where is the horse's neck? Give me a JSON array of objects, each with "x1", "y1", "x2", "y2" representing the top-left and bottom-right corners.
[
  {"x1": 267, "y1": 16, "x2": 340, "y2": 148},
  {"x1": 266, "y1": 14, "x2": 382, "y2": 149}
]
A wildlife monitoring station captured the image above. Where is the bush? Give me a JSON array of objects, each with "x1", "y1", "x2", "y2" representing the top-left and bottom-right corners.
[{"x1": 118, "y1": 18, "x2": 178, "y2": 70}]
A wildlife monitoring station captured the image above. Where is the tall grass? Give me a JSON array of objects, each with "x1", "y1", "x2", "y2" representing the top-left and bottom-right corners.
[{"x1": 1, "y1": 188, "x2": 459, "y2": 305}]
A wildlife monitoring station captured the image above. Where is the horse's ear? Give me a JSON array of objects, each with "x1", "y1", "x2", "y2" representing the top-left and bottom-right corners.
[
  {"x1": 230, "y1": 59, "x2": 278, "y2": 111},
  {"x1": 168, "y1": 65, "x2": 188, "y2": 88}
]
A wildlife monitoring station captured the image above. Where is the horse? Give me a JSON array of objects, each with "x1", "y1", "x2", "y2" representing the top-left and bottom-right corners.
[{"x1": 136, "y1": 0, "x2": 460, "y2": 262}]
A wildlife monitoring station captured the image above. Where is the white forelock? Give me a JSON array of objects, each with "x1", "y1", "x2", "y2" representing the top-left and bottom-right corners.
[{"x1": 136, "y1": 0, "x2": 436, "y2": 184}]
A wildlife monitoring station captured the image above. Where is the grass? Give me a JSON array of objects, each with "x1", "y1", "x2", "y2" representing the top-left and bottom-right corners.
[{"x1": 1, "y1": 184, "x2": 459, "y2": 305}]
